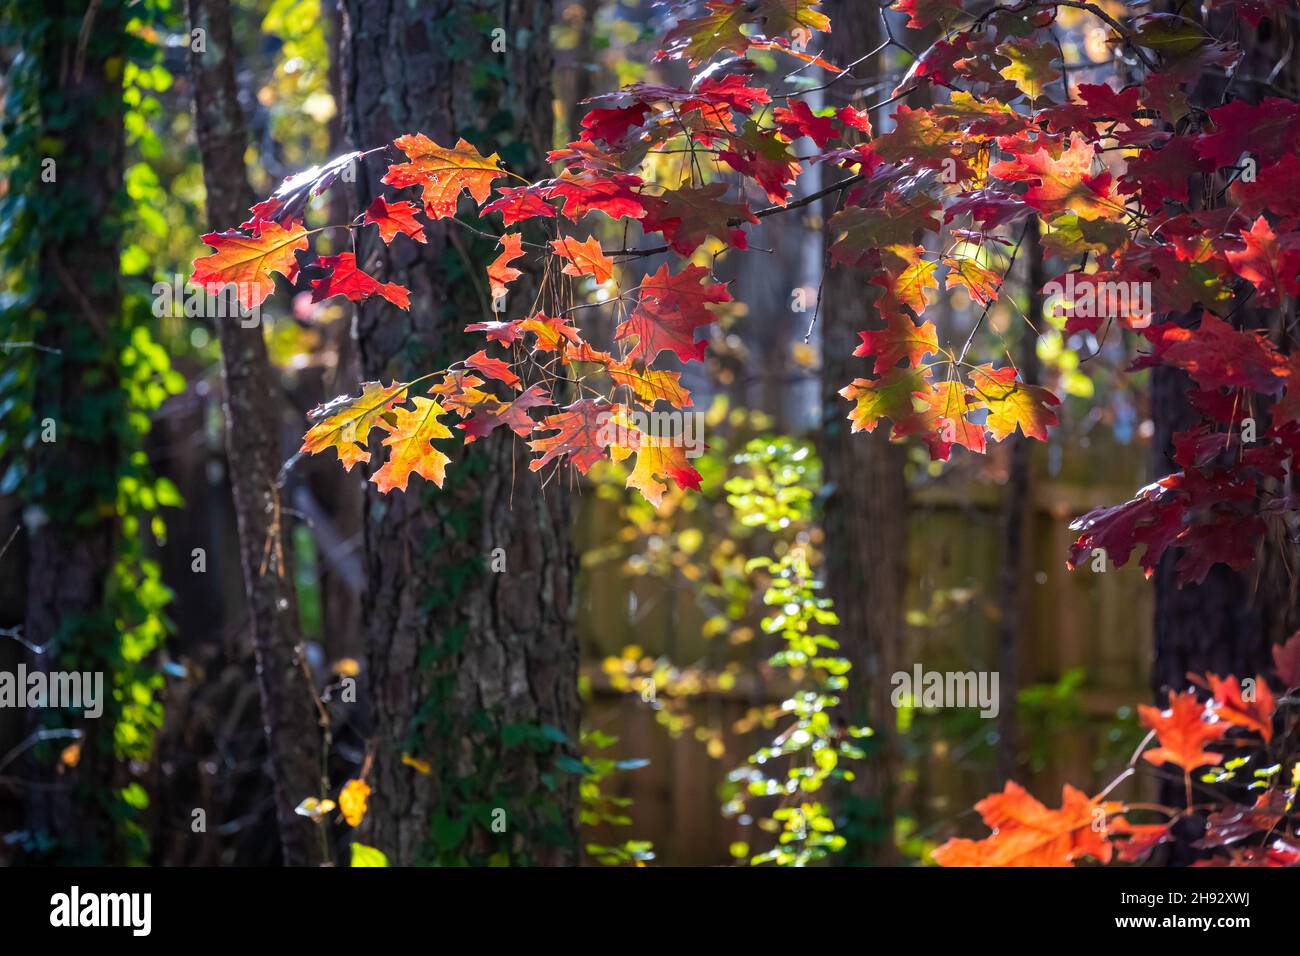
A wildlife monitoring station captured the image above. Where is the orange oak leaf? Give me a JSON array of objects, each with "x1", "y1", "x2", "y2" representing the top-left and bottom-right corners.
[
  {"x1": 487, "y1": 234, "x2": 526, "y2": 300},
  {"x1": 428, "y1": 371, "x2": 492, "y2": 418},
  {"x1": 381, "y1": 134, "x2": 504, "y2": 219},
  {"x1": 299, "y1": 381, "x2": 408, "y2": 471},
  {"x1": 550, "y1": 235, "x2": 614, "y2": 283},
  {"x1": 945, "y1": 256, "x2": 1002, "y2": 305},
  {"x1": 311, "y1": 253, "x2": 410, "y2": 309},
  {"x1": 626, "y1": 437, "x2": 704, "y2": 507},
  {"x1": 519, "y1": 313, "x2": 582, "y2": 354},
  {"x1": 371, "y1": 396, "x2": 454, "y2": 492},
  {"x1": 609, "y1": 362, "x2": 693, "y2": 409},
  {"x1": 932, "y1": 782, "x2": 1121, "y2": 867},
  {"x1": 990, "y1": 135, "x2": 1118, "y2": 221},
  {"x1": 191, "y1": 220, "x2": 309, "y2": 309},
  {"x1": 967, "y1": 364, "x2": 1061, "y2": 442},
  {"x1": 465, "y1": 350, "x2": 522, "y2": 390},
  {"x1": 1139, "y1": 690, "x2": 1226, "y2": 770},
  {"x1": 363, "y1": 197, "x2": 427, "y2": 245}
]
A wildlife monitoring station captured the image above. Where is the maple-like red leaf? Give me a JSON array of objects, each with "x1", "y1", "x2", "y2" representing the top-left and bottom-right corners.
[
  {"x1": 464, "y1": 319, "x2": 523, "y2": 346},
  {"x1": 1067, "y1": 479, "x2": 1185, "y2": 576},
  {"x1": 1225, "y1": 216, "x2": 1300, "y2": 307},
  {"x1": 311, "y1": 253, "x2": 410, "y2": 310},
  {"x1": 615, "y1": 264, "x2": 731, "y2": 363},
  {"x1": 459, "y1": 385, "x2": 551, "y2": 444},
  {"x1": 465, "y1": 350, "x2": 522, "y2": 390},
  {"x1": 1160, "y1": 313, "x2": 1288, "y2": 395},
  {"x1": 852, "y1": 312, "x2": 940, "y2": 371},
  {"x1": 1194, "y1": 97, "x2": 1300, "y2": 167},
  {"x1": 545, "y1": 170, "x2": 648, "y2": 221},
  {"x1": 363, "y1": 197, "x2": 427, "y2": 245},
  {"x1": 480, "y1": 185, "x2": 558, "y2": 226},
  {"x1": 640, "y1": 184, "x2": 757, "y2": 256},
  {"x1": 718, "y1": 121, "x2": 803, "y2": 205},
  {"x1": 1194, "y1": 673, "x2": 1276, "y2": 742},
  {"x1": 579, "y1": 102, "x2": 651, "y2": 147},
  {"x1": 1274, "y1": 630, "x2": 1300, "y2": 688},
  {"x1": 528, "y1": 399, "x2": 614, "y2": 474},
  {"x1": 773, "y1": 100, "x2": 836, "y2": 147}
]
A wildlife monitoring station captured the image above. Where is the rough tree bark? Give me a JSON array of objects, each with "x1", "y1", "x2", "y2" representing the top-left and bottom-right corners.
[
  {"x1": 188, "y1": 0, "x2": 327, "y2": 866},
  {"x1": 818, "y1": 0, "x2": 908, "y2": 864},
  {"x1": 18, "y1": 0, "x2": 129, "y2": 863},
  {"x1": 340, "y1": 0, "x2": 579, "y2": 865},
  {"x1": 994, "y1": 217, "x2": 1043, "y2": 780}
]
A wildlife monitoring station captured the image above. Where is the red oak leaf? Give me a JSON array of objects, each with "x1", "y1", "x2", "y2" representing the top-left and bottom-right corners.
[
  {"x1": 852, "y1": 311, "x2": 940, "y2": 371},
  {"x1": 1225, "y1": 216, "x2": 1300, "y2": 307},
  {"x1": 311, "y1": 253, "x2": 410, "y2": 310},
  {"x1": 640, "y1": 183, "x2": 757, "y2": 256},
  {"x1": 615, "y1": 264, "x2": 731, "y2": 363},
  {"x1": 363, "y1": 197, "x2": 427, "y2": 245},
  {"x1": 774, "y1": 99, "x2": 836, "y2": 147},
  {"x1": 465, "y1": 350, "x2": 522, "y2": 390},
  {"x1": 527, "y1": 399, "x2": 614, "y2": 473},
  {"x1": 480, "y1": 185, "x2": 558, "y2": 226},
  {"x1": 487, "y1": 233, "x2": 527, "y2": 300}
]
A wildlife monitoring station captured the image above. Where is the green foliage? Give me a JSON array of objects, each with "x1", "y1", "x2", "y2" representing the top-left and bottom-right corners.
[
  {"x1": 719, "y1": 437, "x2": 869, "y2": 866},
  {"x1": 0, "y1": 0, "x2": 183, "y2": 862},
  {"x1": 579, "y1": 729, "x2": 655, "y2": 867}
]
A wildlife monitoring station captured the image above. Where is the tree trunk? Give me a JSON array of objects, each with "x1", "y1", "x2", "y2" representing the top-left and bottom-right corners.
[
  {"x1": 818, "y1": 0, "x2": 908, "y2": 864},
  {"x1": 14, "y1": 0, "x2": 130, "y2": 863},
  {"x1": 339, "y1": 0, "x2": 580, "y2": 866},
  {"x1": 994, "y1": 217, "x2": 1043, "y2": 780},
  {"x1": 188, "y1": 0, "x2": 327, "y2": 866}
]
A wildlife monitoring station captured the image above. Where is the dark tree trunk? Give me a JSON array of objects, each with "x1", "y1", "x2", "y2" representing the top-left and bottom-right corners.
[
  {"x1": 339, "y1": 0, "x2": 579, "y2": 865},
  {"x1": 818, "y1": 0, "x2": 908, "y2": 864},
  {"x1": 188, "y1": 0, "x2": 327, "y2": 866},
  {"x1": 16, "y1": 0, "x2": 130, "y2": 863},
  {"x1": 994, "y1": 217, "x2": 1044, "y2": 780}
]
